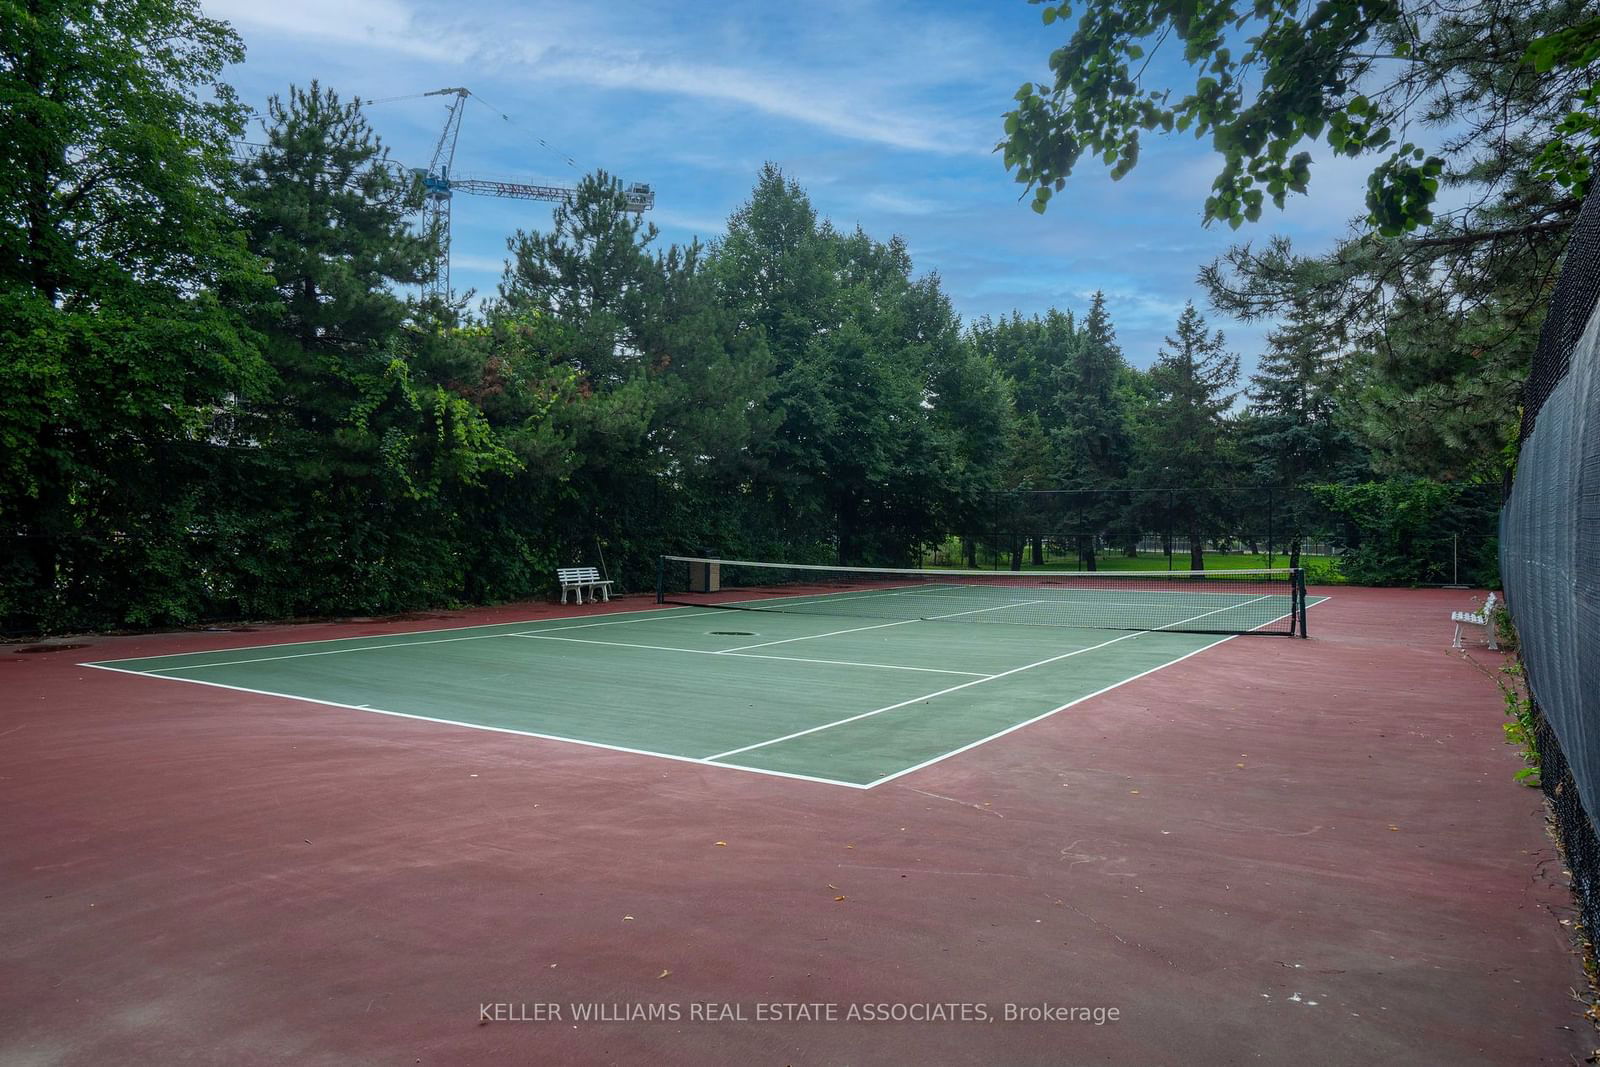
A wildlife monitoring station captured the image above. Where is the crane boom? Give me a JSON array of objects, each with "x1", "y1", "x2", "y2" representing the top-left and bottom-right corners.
[
  {"x1": 451, "y1": 178, "x2": 656, "y2": 211},
  {"x1": 406, "y1": 86, "x2": 654, "y2": 302}
]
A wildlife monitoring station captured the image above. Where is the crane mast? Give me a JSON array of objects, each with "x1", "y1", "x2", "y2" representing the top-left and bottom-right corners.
[{"x1": 410, "y1": 87, "x2": 654, "y2": 303}]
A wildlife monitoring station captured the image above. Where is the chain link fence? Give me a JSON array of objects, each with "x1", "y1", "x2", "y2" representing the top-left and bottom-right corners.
[
  {"x1": 1501, "y1": 181, "x2": 1600, "y2": 939},
  {"x1": 917, "y1": 486, "x2": 1498, "y2": 586}
]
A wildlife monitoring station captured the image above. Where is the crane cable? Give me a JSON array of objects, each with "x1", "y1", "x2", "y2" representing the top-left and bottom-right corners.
[{"x1": 364, "y1": 87, "x2": 579, "y2": 171}]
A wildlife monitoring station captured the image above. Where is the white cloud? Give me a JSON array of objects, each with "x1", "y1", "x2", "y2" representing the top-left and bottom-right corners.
[
  {"x1": 649, "y1": 209, "x2": 733, "y2": 239},
  {"x1": 861, "y1": 189, "x2": 951, "y2": 216},
  {"x1": 519, "y1": 48, "x2": 988, "y2": 157},
  {"x1": 203, "y1": 0, "x2": 1357, "y2": 381},
  {"x1": 204, "y1": 0, "x2": 462, "y2": 61},
  {"x1": 448, "y1": 252, "x2": 511, "y2": 274},
  {"x1": 209, "y1": 0, "x2": 996, "y2": 157}
]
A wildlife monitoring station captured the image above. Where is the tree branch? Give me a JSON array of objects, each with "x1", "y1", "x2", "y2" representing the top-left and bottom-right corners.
[{"x1": 1405, "y1": 210, "x2": 1578, "y2": 249}]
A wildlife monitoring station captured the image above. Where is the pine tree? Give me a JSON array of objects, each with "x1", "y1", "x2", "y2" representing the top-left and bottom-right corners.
[
  {"x1": 715, "y1": 163, "x2": 840, "y2": 368},
  {"x1": 1052, "y1": 291, "x2": 1132, "y2": 568},
  {"x1": 239, "y1": 84, "x2": 434, "y2": 358},
  {"x1": 499, "y1": 171, "x2": 660, "y2": 387},
  {"x1": 1133, "y1": 303, "x2": 1242, "y2": 571},
  {"x1": 234, "y1": 83, "x2": 505, "y2": 611},
  {"x1": 712, "y1": 166, "x2": 992, "y2": 564},
  {"x1": 968, "y1": 309, "x2": 1076, "y2": 565},
  {"x1": 1243, "y1": 298, "x2": 1366, "y2": 546}
]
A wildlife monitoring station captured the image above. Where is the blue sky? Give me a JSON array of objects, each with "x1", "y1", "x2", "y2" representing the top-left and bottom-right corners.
[{"x1": 205, "y1": 0, "x2": 1376, "y2": 373}]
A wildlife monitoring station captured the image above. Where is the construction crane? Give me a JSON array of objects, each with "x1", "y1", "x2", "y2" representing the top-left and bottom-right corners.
[{"x1": 407, "y1": 87, "x2": 655, "y2": 302}]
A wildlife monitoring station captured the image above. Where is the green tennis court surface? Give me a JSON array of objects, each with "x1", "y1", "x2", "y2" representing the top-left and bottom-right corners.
[{"x1": 84, "y1": 594, "x2": 1321, "y2": 788}]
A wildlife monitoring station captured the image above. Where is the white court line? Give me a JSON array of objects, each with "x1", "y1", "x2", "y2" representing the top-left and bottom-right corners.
[
  {"x1": 925, "y1": 599, "x2": 1048, "y2": 619},
  {"x1": 884, "y1": 590, "x2": 1283, "y2": 602},
  {"x1": 861, "y1": 595, "x2": 1331, "y2": 788},
  {"x1": 691, "y1": 583, "x2": 933, "y2": 613},
  {"x1": 711, "y1": 597, "x2": 1051, "y2": 655},
  {"x1": 84, "y1": 602, "x2": 723, "y2": 667},
  {"x1": 76, "y1": 663, "x2": 872, "y2": 790},
  {"x1": 695, "y1": 585, "x2": 971, "y2": 618},
  {"x1": 103, "y1": 610, "x2": 727, "y2": 673},
  {"x1": 713, "y1": 585, "x2": 1283, "y2": 611},
  {"x1": 703, "y1": 594, "x2": 1273, "y2": 762},
  {"x1": 75, "y1": 595, "x2": 1332, "y2": 791},
  {"x1": 715, "y1": 617, "x2": 923, "y2": 653},
  {"x1": 511, "y1": 633, "x2": 992, "y2": 678}
]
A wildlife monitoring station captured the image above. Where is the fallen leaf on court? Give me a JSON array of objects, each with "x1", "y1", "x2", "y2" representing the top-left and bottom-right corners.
[
  {"x1": 1130, "y1": 790, "x2": 1140, "y2": 795},
  {"x1": 834, "y1": 896, "x2": 846, "y2": 902},
  {"x1": 1388, "y1": 825, "x2": 1400, "y2": 831},
  {"x1": 623, "y1": 915, "x2": 634, "y2": 921},
  {"x1": 1236, "y1": 763, "x2": 1246, "y2": 768},
  {"x1": 714, "y1": 841, "x2": 726, "y2": 847},
  {"x1": 658, "y1": 970, "x2": 671, "y2": 979},
  {"x1": 846, "y1": 844, "x2": 855, "y2": 849},
  {"x1": 827, "y1": 884, "x2": 837, "y2": 890}
]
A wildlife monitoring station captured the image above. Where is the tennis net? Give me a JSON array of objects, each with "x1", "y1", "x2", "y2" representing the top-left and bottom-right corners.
[{"x1": 657, "y1": 556, "x2": 1308, "y2": 637}]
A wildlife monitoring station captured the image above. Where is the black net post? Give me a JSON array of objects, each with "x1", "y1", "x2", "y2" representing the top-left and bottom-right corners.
[
  {"x1": 1296, "y1": 568, "x2": 1309, "y2": 638},
  {"x1": 655, "y1": 555, "x2": 665, "y2": 604}
]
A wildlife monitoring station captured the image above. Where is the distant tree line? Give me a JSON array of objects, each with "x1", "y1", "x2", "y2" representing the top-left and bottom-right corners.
[{"x1": 1, "y1": 1, "x2": 1527, "y2": 631}]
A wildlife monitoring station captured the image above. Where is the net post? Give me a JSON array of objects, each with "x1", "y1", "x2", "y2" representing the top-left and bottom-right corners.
[
  {"x1": 655, "y1": 555, "x2": 665, "y2": 605},
  {"x1": 1295, "y1": 567, "x2": 1309, "y2": 638}
]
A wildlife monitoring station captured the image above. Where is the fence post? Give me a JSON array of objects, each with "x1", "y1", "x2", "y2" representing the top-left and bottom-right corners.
[
  {"x1": 1442, "y1": 533, "x2": 1469, "y2": 588},
  {"x1": 1267, "y1": 488, "x2": 1275, "y2": 569},
  {"x1": 1166, "y1": 489, "x2": 1174, "y2": 571}
]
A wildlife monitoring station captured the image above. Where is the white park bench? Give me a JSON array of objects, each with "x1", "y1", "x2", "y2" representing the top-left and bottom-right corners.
[
  {"x1": 557, "y1": 566, "x2": 613, "y2": 605},
  {"x1": 1451, "y1": 591, "x2": 1499, "y2": 650}
]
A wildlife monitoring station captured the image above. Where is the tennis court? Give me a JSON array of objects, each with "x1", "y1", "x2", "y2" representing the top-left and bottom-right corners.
[{"x1": 83, "y1": 560, "x2": 1321, "y2": 788}]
